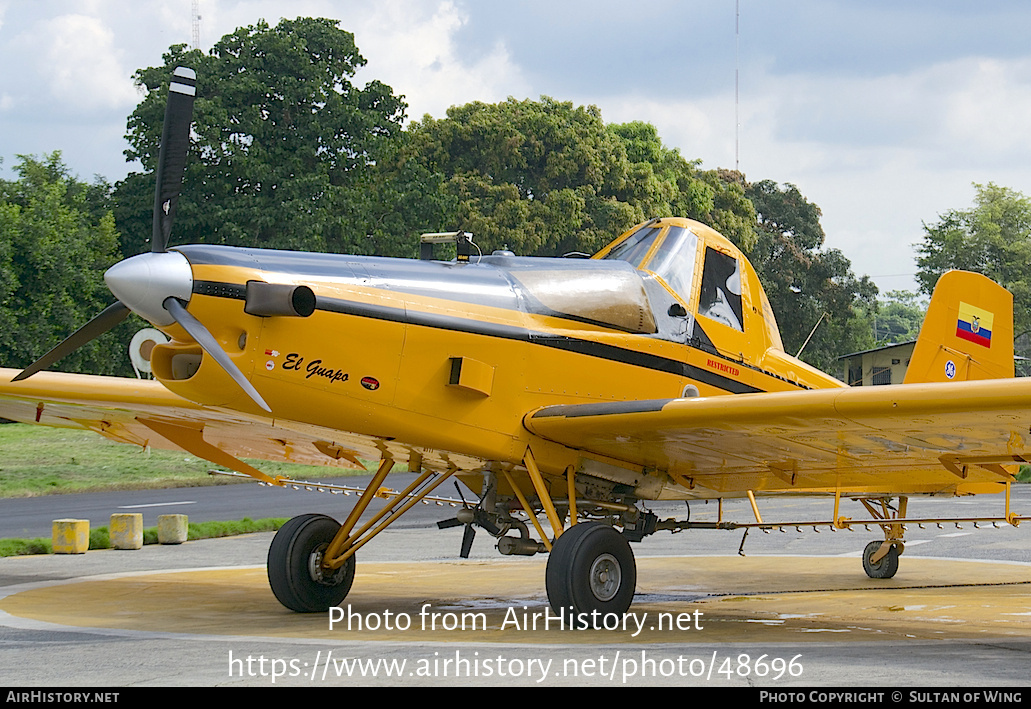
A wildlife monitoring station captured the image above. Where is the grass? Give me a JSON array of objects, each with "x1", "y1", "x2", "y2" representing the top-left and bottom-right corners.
[
  {"x1": 0, "y1": 538, "x2": 51, "y2": 556},
  {"x1": 0, "y1": 517, "x2": 288, "y2": 557},
  {"x1": 0, "y1": 422, "x2": 369, "y2": 497},
  {"x1": 0, "y1": 423, "x2": 366, "y2": 556}
]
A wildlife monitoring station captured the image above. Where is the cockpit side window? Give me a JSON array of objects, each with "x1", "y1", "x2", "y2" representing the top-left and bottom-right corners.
[
  {"x1": 643, "y1": 226, "x2": 698, "y2": 304},
  {"x1": 601, "y1": 226, "x2": 661, "y2": 269},
  {"x1": 698, "y1": 247, "x2": 744, "y2": 331}
]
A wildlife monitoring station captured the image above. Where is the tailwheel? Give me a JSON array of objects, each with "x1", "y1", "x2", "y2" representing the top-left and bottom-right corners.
[
  {"x1": 862, "y1": 540, "x2": 901, "y2": 579},
  {"x1": 545, "y1": 522, "x2": 636, "y2": 621},
  {"x1": 268, "y1": 513, "x2": 355, "y2": 612}
]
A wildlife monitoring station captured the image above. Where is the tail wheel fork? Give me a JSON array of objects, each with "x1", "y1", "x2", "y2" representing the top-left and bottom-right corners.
[
  {"x1": 267, "y1": 458, "x2": 459, "y2": 612},
  {"x1": 858, "y1": 496, "x2": 907, "y2": 580}
]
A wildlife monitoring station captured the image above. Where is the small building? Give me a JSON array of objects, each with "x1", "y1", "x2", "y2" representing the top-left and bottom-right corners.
[{"x1": 838, "y1": 341, "x2": 917, "y2": 386}]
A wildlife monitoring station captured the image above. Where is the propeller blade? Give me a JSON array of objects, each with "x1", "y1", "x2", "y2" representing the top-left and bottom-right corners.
[
  {"x1": 474, "y1": 510, "x2": 502, "y2": 537},
  {"x1": 162, "y1": 296, "x2": 271, "y2": 413},
  {"x1": 13, "y1": 301, "x2": 130, "y2": 381},
  {"x1": 438, "y1": 482, "x2": 497, "y2": 556},
  {"x1": 460, "y1": 524, "x2": 475, "y2": 559},
  {"x1": 152, "y1": 67, "x2": 196, "y2": 253},
  {"x1": 453, "y1": 481, "x2": 471, "y2": 506}
]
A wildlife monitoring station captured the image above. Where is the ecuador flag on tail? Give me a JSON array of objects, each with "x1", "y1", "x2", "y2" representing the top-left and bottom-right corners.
[{"x1": 956, "y1": 301, "x2": 994, "y2": 348}]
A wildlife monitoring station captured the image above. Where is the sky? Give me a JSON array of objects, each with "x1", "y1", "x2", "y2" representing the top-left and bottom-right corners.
[{"x1": 3, "y1": 0, "x2": 1031, "y2": 295}]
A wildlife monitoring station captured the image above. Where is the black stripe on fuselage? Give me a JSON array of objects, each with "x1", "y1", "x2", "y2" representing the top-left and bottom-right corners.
[
  {"x1": 314, "y1": 294, "x2": 762, "y2": 393},
  {"x1": 529, "y1": 334, "x2": 761, "y2": 394}
]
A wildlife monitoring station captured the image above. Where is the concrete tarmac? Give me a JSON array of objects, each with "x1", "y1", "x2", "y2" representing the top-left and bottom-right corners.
[{"x1": 1, "y1": 520, "x2": 1030, "y2": 687}]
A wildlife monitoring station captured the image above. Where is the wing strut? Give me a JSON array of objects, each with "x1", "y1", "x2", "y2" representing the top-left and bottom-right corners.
[
  {"x1": 523, "y1": 448, "x2": 565, "y2": 539},
  {"x1": 746, "y1": 490, "x2": 763, "y2": 524}
]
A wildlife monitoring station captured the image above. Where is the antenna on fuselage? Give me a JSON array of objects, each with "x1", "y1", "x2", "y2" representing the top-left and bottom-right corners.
[{"x1": 795, "y1": 312, "x2": 830, "y2": 358}]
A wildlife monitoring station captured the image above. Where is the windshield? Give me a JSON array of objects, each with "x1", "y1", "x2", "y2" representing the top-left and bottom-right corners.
[
  {"x1": 602, "y1": 225, "x2": 700, "y2": 304},
  {"x1": 601, "y1": 226, "x2": 661, "y2": 268},
  {"x1": 642, "y1": 226, "x2": 698, "y2": 304}
]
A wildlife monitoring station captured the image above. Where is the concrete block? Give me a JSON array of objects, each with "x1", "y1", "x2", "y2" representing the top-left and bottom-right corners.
[
  {"x1": 52, "y1": 519, "x2": 89, "y2": 554},
  {"x1": 157, "y1": 514, "x2": 188, "y2": 544},
  {"x1": 110, "y1": 513, "x2": 143, "y2": 550}
]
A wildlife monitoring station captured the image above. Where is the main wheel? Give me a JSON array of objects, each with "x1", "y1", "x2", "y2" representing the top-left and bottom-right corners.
[
  {"x1": 545, "y1": 522, "x2": 636, "y2": 621},
  {"x1": 268, "y1": 514, "x2": 355, "y2": 612},
  {"x1": 862, "y1": 540, "x2": 900, "y2": 579}
]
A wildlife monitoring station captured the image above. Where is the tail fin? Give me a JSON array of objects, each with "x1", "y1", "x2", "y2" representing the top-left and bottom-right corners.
[{"x1": 904, "y1": 270, "x2": 1014, "y2": 384}]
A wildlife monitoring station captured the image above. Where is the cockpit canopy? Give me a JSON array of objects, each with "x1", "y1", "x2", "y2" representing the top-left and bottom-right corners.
[{"x1": 594, "y1": 217, "x2": 784, "y2": 353}]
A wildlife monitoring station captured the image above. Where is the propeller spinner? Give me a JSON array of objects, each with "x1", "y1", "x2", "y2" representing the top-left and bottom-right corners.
[{"x1": 14, "y1": 67, "x2": 271, "y2": 413}]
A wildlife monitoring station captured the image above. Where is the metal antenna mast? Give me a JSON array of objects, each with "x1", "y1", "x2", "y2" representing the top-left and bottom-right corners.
[
  {"x1": 735, "y1": 0, "x2": 740, "y2": 172},
  {"x1": 192, "y1": 0, "x2": 201, "y2": 50}
]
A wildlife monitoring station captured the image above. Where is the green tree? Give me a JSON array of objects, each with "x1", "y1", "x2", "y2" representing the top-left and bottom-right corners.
[
  {"x1": 872, "y1": 290, "x2": 926, "y2": 345},
  {"x1": 0, "y1": 153, "x2": 131, "y2": 375},
  {"x1": 358, "y1": 137, "x2": 458, "y2": 258},
  {"x1": 404, "y1": 99, "x2": 725, "y2": 257},
  {"x1": 916, "y1": 182, "x2": 1031, "y2": 336},
  {"x1": 702, "y1": 169, "x2": 759, "y2": 254},
  {"x1": 746, "y1": 179, "x2": 878, "y2": 371},
  {"x1": 114, "y1": 18, "x2": 413, "y2": 256}
]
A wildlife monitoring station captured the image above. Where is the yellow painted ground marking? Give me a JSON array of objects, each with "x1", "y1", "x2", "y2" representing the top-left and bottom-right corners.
[{"x1": 2, "y1": 557, "x2": 1029, "y2": 644}]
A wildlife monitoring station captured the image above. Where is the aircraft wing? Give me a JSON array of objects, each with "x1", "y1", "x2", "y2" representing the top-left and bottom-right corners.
[
  {"x1": 0, "y1": 368, "x2": 370, "y2": 483},
  {"x1": 524, "y1": 378, "x2": 1031, "y2": 497}
]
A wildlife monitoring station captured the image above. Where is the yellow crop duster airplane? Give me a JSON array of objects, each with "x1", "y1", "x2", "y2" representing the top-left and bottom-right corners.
[{"x1": 1, "y1": 67, "x2": 1029, "y2": 617}]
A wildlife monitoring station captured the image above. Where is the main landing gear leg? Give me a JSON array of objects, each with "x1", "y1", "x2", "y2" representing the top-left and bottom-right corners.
[
  {"x1": 268, "y1": 459, "x2": 460, "y2": 612},
  {"x1": 506, "y1": 453, "x2": 635, "y2": 617},
  {"x1": 859, "y1": 496, "x2": 907, "y2": 580},
  {"x1": 537, "y1": 462, "x2": 637, "y2": 620}
]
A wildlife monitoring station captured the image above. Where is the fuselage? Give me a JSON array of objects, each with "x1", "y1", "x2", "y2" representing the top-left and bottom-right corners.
[{"x1": 144, "y1": 218, "x2": 843, "y2": 492}]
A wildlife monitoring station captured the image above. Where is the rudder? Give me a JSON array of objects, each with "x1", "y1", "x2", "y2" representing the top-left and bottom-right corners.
[{"x1": 904, "y1": 270, "x2": 1014, "y2": 383}]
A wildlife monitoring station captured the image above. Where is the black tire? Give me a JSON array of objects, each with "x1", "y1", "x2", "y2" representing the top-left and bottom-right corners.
[
  {"x1": 268, "y1": 514, "x2": 355, "y2": 612},
  {"x1": 545, "y1": 522, "x2": 636, "y2": 621},
  {"x1": 862, "y1": 540, "x2": 900, "y2": 579}
]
